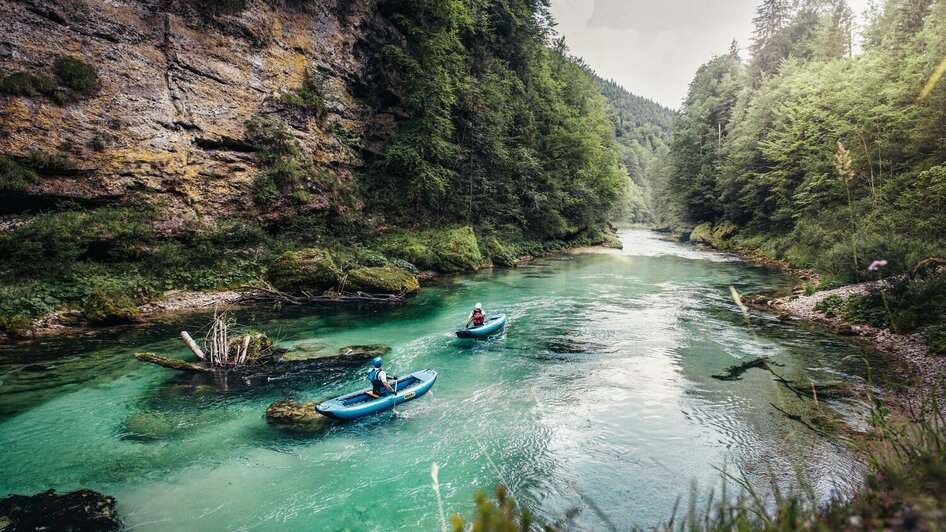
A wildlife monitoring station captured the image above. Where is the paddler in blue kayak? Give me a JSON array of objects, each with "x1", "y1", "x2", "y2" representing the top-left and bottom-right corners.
[
  {"x1": 465, "y1": 302, "x2": 486, "y2": 328},
  {"x1": 367, "y1": 357, "x2": 397, "y2": 397}
]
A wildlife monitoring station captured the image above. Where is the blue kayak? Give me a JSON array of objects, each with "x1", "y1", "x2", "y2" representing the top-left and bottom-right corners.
[
  {"x1": 315, "y1": 369, "x2": 437, "y2": 421},
  {"x1": 456, "y1": 314, "x2": 507, "y2": 339}
]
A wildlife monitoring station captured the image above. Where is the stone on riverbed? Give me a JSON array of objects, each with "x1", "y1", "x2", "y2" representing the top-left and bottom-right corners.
[
  {"x1": 265, "y1": 400, "x2": 336, "y2": 433},
  {"x1": 123, "y1": 409, "x2": 231, "y2": 442},
  {"x1": 0, "y1": 489, "x2": 121, "y2": 531},
  {"x1": 279, "y1": 344, "x2": 390, "y2": 363}
]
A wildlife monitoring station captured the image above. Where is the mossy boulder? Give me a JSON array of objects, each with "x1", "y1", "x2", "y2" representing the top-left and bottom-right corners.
[
  {"x1": 239, "y1": 332, "x2": 276, "y2": 360},
  {"x1": 688, "y1": 222, "x2": 715, "y2": 245},
  {"x1": 689, "y1": 221, "x2": 738, "y2": 248},
  {"x1": 432, "y1": 226, "x2": 483, "y2": 273},
  {"x1": 482, "y1": 238, "x2": 517, "y2": 267},
  {"x1": 266, "y1": 248, "x2": 341, "y2": 292},
  {"x1": 82, "y1": 290, "x2": 139, "y2": 325},
  {"x1": 345, "y1": 266, "x2": 420, "y2": 294}
]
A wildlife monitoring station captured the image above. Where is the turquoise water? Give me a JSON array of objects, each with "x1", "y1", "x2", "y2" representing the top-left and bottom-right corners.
[{"x1": 0, "y1": 230, "x2": 879, "y2": 530}]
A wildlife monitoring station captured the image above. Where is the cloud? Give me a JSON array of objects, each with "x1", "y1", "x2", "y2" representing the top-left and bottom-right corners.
[
  {"x1": 549, "y1": 0, "x2": 872, "y2": 108},
  {"x1": 587, "y1": 0, "x2": 756, "y2": 34}
]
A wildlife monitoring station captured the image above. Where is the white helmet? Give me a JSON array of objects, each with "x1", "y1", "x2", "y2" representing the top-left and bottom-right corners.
[{"x1": 475, "y1": 302, "x2": 482, "y2": 310}]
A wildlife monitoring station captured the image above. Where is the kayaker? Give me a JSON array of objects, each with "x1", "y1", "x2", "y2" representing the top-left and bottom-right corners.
[
  {"x1": 466, "y1": 302, "x2": 486, "y2": 328},
  {"x1": 367, "y1": 357, "x2": 396, "y2": 397}
]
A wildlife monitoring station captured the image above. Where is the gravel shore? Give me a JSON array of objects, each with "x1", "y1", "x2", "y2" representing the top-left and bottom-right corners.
[{"x1": 765, "y1": 281, "x2": 945, "y2": 404}]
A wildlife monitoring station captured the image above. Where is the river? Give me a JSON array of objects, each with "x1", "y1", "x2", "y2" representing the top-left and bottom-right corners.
[{"x1": 0, "y1": 230, "x2": 881, "y2": 530}]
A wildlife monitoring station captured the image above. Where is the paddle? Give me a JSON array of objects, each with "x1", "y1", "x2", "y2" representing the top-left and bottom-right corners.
[{"x1": 391, "y1": 372, "x2": 399, "y2": 418}]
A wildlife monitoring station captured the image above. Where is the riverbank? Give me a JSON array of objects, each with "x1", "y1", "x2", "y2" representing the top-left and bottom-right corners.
[
  {"x1": 681, "y1": 231, "x2": 945, "y2": 405},
  {"x1": 0, "y1": 234, "x2": 619, "y2": 343},
  {"x1": 766, "y1": 283, "x2": 944, "y2": 403}
]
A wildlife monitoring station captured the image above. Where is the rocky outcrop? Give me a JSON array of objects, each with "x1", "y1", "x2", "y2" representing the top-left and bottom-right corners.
[
  {"x1": 0, "y1": 489, "x2": 121, "y2": 531},
  {"x1": 0, "y1": 0, "x2": 399, "y2": 224},
  {"x1": 344, "y1": 266, "x2": 419, "y2": 294}
]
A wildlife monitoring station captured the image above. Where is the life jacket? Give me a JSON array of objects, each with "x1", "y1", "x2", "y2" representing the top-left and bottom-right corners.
[
  {"x1": 368, "y1": 368, "x2": 385, "y2": 393},
  {"x1": 472, "y1": 311, "x2": 485, "y2": 326}
]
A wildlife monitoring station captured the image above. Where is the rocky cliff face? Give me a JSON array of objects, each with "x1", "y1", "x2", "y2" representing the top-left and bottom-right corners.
[{"x1": 0, "y1": 0, "x2": 399, "y2": 228}]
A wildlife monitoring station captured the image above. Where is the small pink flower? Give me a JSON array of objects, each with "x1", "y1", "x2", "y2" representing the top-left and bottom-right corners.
[{"x1": 868, "y1": 260, "x2": 888, "y2": 271}]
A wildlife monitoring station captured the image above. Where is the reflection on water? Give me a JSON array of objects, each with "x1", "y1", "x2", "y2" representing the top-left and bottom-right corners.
[{"x1": 0, "y1": 230, "x2": 879, "y2": 529}]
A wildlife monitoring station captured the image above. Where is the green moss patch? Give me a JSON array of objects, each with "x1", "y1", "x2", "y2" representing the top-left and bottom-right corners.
[
  {"x1": 345, "y1": 266, "x2": 420, "y2": 294},
  {"x1": 265, "y1": 248, "x2": 341, "y2": 292}
]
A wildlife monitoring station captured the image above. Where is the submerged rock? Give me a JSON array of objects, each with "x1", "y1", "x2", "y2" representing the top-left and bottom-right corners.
[
  {"x1": 266, "y1": 248, "x2": 341, "y2": 293},
  {"x1": 344, "y1": 266, "x2": 420, "y2": 294},
  {"x1": 280, "y1": 344, "x2": 390, "y2": 364},
  {"x1": 0, "y1": 489, "x2": 121, "y2": 531},
  {"x1": 265, "y1": 400, "x2": 336, "y2": 433},
  {"x1": 123, "y1": 409, "x2": 229, "y2": 442}
]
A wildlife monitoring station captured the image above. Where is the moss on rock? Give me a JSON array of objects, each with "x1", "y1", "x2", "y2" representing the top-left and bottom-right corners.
[
  {"x1": 266, "y1": 248, "x2": 341, "y2": 292},
  {"x1": 432, "y1": 226, "x2": 483, "y2": 273},
  {"x1": 82, "y1": 290, "x2": 139, "y2": 325},
  {"x1": 481, "y1": 237, "x2": 517, "y2": 267},
  {"x1": 689, "y1": 221, "x2": 739, "y2": 248},
  {"x1": 345, "y1": 266, "x2": 420, "y2": 294}
]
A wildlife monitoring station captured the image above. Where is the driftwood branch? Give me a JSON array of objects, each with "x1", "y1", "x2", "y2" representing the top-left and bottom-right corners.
[
  {"x1": 239, "y1": 281, "x2": 409, "y2": 305},
  {"x1": 179, "y1": 331, "x2": 205, "y2": 360}
]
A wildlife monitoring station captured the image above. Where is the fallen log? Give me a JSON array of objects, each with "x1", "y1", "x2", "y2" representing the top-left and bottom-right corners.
[{"x1": 134, "y1": 352, "x2": 213, "y2": 373}]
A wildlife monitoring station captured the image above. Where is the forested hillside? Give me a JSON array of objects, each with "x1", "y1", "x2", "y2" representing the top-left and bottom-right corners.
[
  {"x1": 597, "y1": 78, "x2": 676, "y2": 225},
  {"x1": 0, "y1": 0, "x2": 640, "y2": 334},
  {"x1": 661, "y1": 0, "x2": 946, "y2": 344}
]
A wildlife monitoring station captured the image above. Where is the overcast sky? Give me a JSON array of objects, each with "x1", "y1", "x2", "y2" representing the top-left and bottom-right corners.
[{"x1": 549, "y1": 0, "x2": 873, "y2": 109}]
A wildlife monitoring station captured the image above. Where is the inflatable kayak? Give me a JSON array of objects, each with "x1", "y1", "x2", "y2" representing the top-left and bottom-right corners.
[
  {"x1": 456, "y1": 314, "x2": 507, "y2": 339},
  {"x1": 315, "y1": 369, "x2": 437, "y2": 421}
]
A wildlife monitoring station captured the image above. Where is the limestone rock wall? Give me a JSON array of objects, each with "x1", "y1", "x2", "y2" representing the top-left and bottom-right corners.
[{"x1": 0, "y1": 0, "x2": 399, "y2": 228}]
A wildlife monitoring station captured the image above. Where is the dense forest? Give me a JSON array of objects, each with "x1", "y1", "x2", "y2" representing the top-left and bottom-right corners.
[
  {"x1": 660, "y1": 0, "x2": 946, "y2": 343},
  {"x1": 597, "y1": 77, "x2": 676, "y2": 225},
  {"x1": 367, "y1": 0, "x2": 629, "y2": 237}
]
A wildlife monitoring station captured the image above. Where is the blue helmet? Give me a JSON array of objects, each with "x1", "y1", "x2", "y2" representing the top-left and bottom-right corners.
[{"x1": 371, "y1": 357, "x2": 383, "y2": 368}]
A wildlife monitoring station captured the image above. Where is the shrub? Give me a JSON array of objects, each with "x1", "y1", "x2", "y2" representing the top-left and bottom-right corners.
[
  {"x1": 53, "y1": 55, "x2": 99, "y2": 96},
  {"x1": 24, "y1": 149, "x2": 77, "y2": 175},
  {"x1": 0, "y1": 155, "x2": 40, "y2": 191},
  {"x1": 843, "y1": 294, "x2": 890, "y2": 328},
  {"x1": 278, "y1": 69, "x2": 326, "y2": 115},
  {"x1": 353, "y1": 251, "x2": 388, "y2": 268},
  {"x1": 923, "y1": 324, "x2": 946, "y2": 355},
  {"x1": 814, "y1": 295, "x2": 844, "y2": 317},
  {"x1": 253, "y1": 175, "x2": 279, "y2": 207},
  {"x1": 389, "y1": 258, "x2": 418, "y2": 274},
  {"x1": 0, "y1": 72, "x2": 56, "y2": 97}
]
